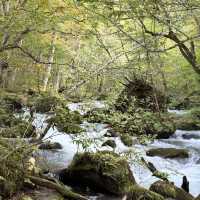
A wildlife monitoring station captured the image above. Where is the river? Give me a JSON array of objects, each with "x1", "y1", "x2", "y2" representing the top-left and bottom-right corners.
[{"x1": 23, "y1": 102, "x2": 200, "y2": 198}]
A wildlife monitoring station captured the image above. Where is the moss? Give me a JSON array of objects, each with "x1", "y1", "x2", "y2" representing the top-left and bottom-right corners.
[
  {"x1": 150, "y1": 181, "x2": 194, "y2": 200},
  {"x1": 60, "y1": 151, "x2": 136, "y2": 195},
  {"x1": 146, "y1": 148, "x2": 189, "y2": 159},
  {"x1": 149, "y1": 181, "x2": 176, "y2": 198},
  {"x1": 47, "y1": 107, "x2": 83, "y2": 134},
  {"x1": 129, "y1": 185, "x2": 165, "y2": 200},
  {"x1": 120, "y1": 134, "x2": 133, "y2": 147}
]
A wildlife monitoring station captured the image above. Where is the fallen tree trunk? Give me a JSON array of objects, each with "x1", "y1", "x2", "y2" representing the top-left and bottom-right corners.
[
  {"x1": 27, "y1": 175, "x2": 88, "y2": 200},
  {"x1": 141, "y1": 157, "x2": 168, "y2": 181}
]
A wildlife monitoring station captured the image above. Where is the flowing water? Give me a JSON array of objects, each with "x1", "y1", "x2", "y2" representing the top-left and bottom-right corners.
[{"x1": 23, "y1": 103, "x2": 200, "y2": 198}]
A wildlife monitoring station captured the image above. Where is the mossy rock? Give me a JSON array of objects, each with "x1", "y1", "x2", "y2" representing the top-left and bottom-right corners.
[
  {"x1": 59, "y1": 151, "x2": 136, "y2": 195},
  {"x1": 47, "y1": 107, "x2": 83, "y2": 134},
  {"x1": 150, "y1": 180, "x2": 194, "y2": 200},
  {"x1": 128, "y1": 185, "x2": 165, "y2": 200},
  {"x1": 39, "y1": 141, "x2": 62, "y2": 150},
  {"x1": 121, "y1": 134, "x2": 133, "y2": 147},
  {"x1": 0, "y1": 122, "x2": 36, "y2": 138},
  {"x1": 146, "y1": 148, "x2": 189, "y2": 159}
]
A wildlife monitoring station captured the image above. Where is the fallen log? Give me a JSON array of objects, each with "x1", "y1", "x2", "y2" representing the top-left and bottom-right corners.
[
  {"x1": 141, "y1": 157, "x2": 168, "y2": 181},
  {"x1": 27, "y1": 175, "x2": 88, "y2": 200}
]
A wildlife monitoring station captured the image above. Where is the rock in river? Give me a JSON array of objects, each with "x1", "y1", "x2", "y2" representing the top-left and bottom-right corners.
[
  {"x1": 150, "y1": 180, "x2": 194, "y2": 200},
  {"x1": 59, "y1": 151, "x2": 136, "y2": 195},
  {"x1": 146, "y1": 148, "x2": 189, "y2": 159},
  {"x1": 39, "y1": 141, "x2": 62, "y2": 150}
]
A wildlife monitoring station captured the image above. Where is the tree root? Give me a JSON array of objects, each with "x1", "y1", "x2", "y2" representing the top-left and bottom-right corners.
[{"x1": 27, "y1": 175, "x2": 88, "y2": 200}]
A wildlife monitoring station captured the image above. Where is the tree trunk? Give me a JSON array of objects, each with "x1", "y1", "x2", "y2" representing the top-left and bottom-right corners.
[
  {"x1": 43, "y1": 33, "x2": 56, "y2": 91},
  {"x1": 53, "y1": 65, "x2": 61, "y2": 92},
  {"x1": 27, "y1": 175, "x2": 87, "y2": 200}
]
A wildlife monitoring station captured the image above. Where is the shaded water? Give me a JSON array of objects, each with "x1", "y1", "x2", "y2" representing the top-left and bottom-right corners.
[{"x1": 26, "y1": 103, "x2": 200, "y2": 198}]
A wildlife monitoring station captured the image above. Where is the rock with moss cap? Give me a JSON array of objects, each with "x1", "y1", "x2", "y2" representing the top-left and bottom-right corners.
[
  {"x1": 128, "y1": 184, "x2": 165, "y2": 200},
  {"x1": 47, "y1": 107, "x2": 83, "y2": 134},
  {"x1": 150, "y1": 180, "x2": 194, "y2": 200},
  {"x1": 59, "y1": 151, "x2": 136, "y2": 195},
  {"x1": 146, "y1": 148, "x2": 189, "y2": 159}
]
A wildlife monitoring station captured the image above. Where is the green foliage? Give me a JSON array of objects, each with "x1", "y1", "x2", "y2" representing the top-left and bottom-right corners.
[
  {"x1": 0, "y1": 139, "x2": 34, "y2": 197},
  {"x1": 33, "y1": 93, "x2": 65, "y2": 113},
  {"x1": 85, "y1": 107, "x2": 175, "y2": 146},
  {"x1": 173, "y1": 108, "x2": 200, "y2": 130},
  {"x1": 0, "y1": 122, "x2": 36, "y2": 138}
]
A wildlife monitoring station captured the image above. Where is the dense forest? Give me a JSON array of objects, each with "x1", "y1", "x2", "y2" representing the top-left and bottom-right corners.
[{"x1": 0, "y1": 1, "x2": 200, "y2": 200}]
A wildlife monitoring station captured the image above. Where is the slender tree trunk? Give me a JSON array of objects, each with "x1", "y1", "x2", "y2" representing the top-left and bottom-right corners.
[
  {"x1": 53, "y1": 65, "x2": 61, "y2": 92},
  {"x1": 43, "y1": 33, "x2": 56, "y2": 91}
]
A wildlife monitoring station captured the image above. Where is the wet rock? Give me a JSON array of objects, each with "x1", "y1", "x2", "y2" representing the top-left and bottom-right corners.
[
  {"x1": 102, "y1": 140, "x2": 116, "y2": 148},
  {"x1": 129, "y1": 184, "x2": 164, "y2": 200},
  {"x1": 104, "y1": 129, "x2": 119, "y2": 137},
  {"x1": 150, "y1": 180, "x2": 194, "y2": 200},
  {"x1": 39, "y1": 141, "x2": 62, "y2": 150},
  {"x1": 59, "y1": 151, "x2": 136, "y2": 195},
  {"x1": 196, "y1": 159, "x2": 200, "y2": 164},
  {"x1": 182, "y1": 133, "x2": 200, "y2": 140},
  {"x1": 146, "y1": 148, "x2": 189, "y2": 159}
]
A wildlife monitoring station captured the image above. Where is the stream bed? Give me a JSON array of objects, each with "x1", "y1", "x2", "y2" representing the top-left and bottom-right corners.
[{"x1": 23, "y1": 102, "x2": 200, "y2": 198}]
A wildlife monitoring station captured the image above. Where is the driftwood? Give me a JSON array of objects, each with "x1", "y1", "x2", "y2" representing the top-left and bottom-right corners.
[
  {"x1": 141, "y1": 157, "x2": 168, "y2": 181},
  {"x1": 27, "y1": 175, "x2": 88, "y2": 200}
]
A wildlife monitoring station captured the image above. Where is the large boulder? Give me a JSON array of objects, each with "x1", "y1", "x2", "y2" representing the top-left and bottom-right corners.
[
  {"x1": 146, "y1": 148, "x2": 189, "y2": 159},
  {"x1": 150, "y1": 180, "x2": 194, "y2": 200},
  {"x1": 59, "y1": 151, "x2": 136, "y2": 195}
]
